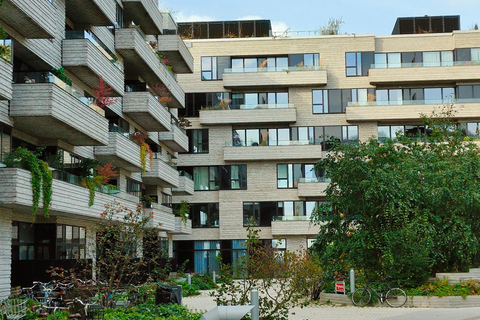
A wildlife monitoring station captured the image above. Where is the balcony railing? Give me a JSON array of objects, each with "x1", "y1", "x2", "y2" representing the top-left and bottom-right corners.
[
  {"x1": 272, "y1": 215, "x2": 312, "y2": 221},
  {"x1": 229, "y1": 139, "x2": 316, "y2": 147},
  {"x1": 347, "y1": 98, "x2": 473, "y2": 107},
  {"x1": 224, "y1": 65, "x2": 325, "y2": 73},
  {"x1": 65, "y1": 30, "x2": 124, "y2": 71},
  {"x1": 205, "y1": 103, "x2": 294, "y2": 110},
  {"x1": 178, "y1": 170, "x2": 192, "y2": 179},
  {"x1": 51, "y1": 170, "x2": 120, "y2": 195},
  {"x1": 298, "y1": 177, "x2": 331, "y2": 183},
  {"x1": 370, "y1": 60, "x2": 480, "y2": 69},
  {"x1": 13, "y1": 72, "x2": 95, "y2": 107}
]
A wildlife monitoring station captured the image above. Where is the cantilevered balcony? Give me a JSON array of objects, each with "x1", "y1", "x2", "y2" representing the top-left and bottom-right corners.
[
  {"x1": 158, "y1": 123, "x2": 188, "y2": 152},
  {"x1": 123, "y1": 92, "x2": 171, "y2": 131},
  {"x1": 369, "y1": 62, "x2": 480, "y2": 85},
  {"x1": 0, "y1": 58, "x2": 12, "y2": 100},
  {"x1": 10, "y1": 72, "x2": 108, "y2": 146},
  {"x1": 0, "y1": 168, "x2": 176, "y2": 232},
  {"x1": 172, "y1": 171, "x2": 194, "y2": 195},
  {"x1": 63, "y1": 31, "x2": 124, "y2": 96},
  {"x1": 199, "y1": 104, "x2": 296, "y2": 125},
  {"x1": 271, "y1": 216, "x2": 320, "y2": 236},
  {"x1": 66, "y1": 0, "x2": 116, "y2": 26},
  {"x1": 94, "y1": 131, "x2": 143, "y2": 172},
  {"x1": 297, "y1": 178, "x2": 329, "y2": 198},
  {"x1": 0, "y1": 0, "x2": 56, "y2": 38},
  {"x1": 346, "y1": 99, "x2": 480, "y2": 123},
  {"x1": 142, "y1": 158, "x2": 179, "y2": 188},
  {"x1": 224, "y1": 143, "x2": 324, "y2": 161},
  {"x1": 223, "y1": 66, "x2": 327, "y2": 89},
  {"x1": 173, "y1": 216, "x2": 192, "y2": 234},
  {"x1": 122, "y1": 0, "x2": 163, "y2": 35},
  {"x1": 157, "y1": 34, "x2": 193, "y2": 73},
  {"x1": 115, "y1": 28, "x2": 185, "y2": 108}
]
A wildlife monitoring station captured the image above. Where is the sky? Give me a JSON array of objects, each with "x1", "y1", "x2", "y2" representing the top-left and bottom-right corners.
[{"x1": 158, "y1": 0, "x2": 480, "y2": 36}]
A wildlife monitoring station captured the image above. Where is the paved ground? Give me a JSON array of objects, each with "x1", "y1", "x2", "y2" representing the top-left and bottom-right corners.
[{"x1": 182, "y1": 291, "x2": 480, "y2": 320}]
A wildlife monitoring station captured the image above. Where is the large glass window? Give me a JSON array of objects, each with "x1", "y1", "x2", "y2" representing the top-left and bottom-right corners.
[
  {"x1": 186, "y1": 129, "x2": 209, "y2": 154},
  {"x1": 194, "y1": 241, "x2": 220, "y2": 274},
  {"x1": 277, "y1": 163, "x2": 317, "y2": 188},
  {"x1": 189, "y1": 203, "x2": 219, "y2": 228},
  {"x1": 201, "y1": 56, "x2": 229, "y2": 80},
  {"x1": 182, "y1": 92, "x2": 231, "y2": 117},
  {"x1": 189, "y1": 165, "x2": 247, "y2": 191},
  {"x1": 345, "y1": 52, "x2": 374, "y2": 76},
  {"x1": 378, "y1": 125, "x2": 430, "y2": 141},
  {"x1": 243, "y1": 201, "x2": 323, "y2": 226},
  {"x1": 313, "y1": 89, "x2": 375, "y2": 113}
]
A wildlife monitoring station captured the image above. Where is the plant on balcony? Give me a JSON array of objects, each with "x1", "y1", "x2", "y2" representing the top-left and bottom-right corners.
[
  {"x1": 80, "y1": 160, "x2": 118, "y2": 206},
  {"x1": 92, "y1": 76, "x2": 117, "y2": 109},
  {"x1": 51, "y1": 67, "x2": 72, "y2": 86},
  {"x1": 158, "y1": 96, "x2": 174, "y2": 107},
  {"x1": 0, "y1": 44, "x2": 11, "y2": 63},
  {"x1": 130, "y1": 132, "x2": 153, "y2": 173},
  {"x1": 173, "y1": 200, "x2": 190, "y2": 224},
  {"x1": 178, "y1": 116, "x2": 192, "y2": 129},
  {"x1": 156, "y1": 52, "x2": 173, "y2": 73},
  {"x1": 3, "y1": 147, "x2": 53, "y2": 217}
]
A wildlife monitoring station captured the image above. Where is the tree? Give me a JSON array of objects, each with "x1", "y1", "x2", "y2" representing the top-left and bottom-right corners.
[
  {"x1": 214, "y1": 227, "x2": 322, "y2": 320},
  {"x1": 319, "y1": 17, "x2": 344, "y2": 35},
  {"x1": 311, "y1": 106, "x2": 480, "y2": 287},
  {"x1": 92, "y1": 76, "x2": 117, "y2": 109}
]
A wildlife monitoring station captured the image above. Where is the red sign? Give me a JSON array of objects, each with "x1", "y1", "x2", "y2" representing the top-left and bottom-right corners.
[{"x1": 335, "y1": 281, "x2": 345, "y2": 293}]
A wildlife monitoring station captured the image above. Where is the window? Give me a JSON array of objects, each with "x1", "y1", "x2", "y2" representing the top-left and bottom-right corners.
[
  {"x1": 161, "y1": 193, "x2": 172, "y2": 208},
  {"x1": 126, "y1": 178, "x2": 141, "y2": 197},
  {"x1": 188, "y1": 203, "x2": 219, "y2": 228},
  {"x1": 457, "y1": 85, "x2": 480, "y2": 100},
  {"x1": 182, "y1": 92, "x2": 231, "y2": 117},
  {"x1": 378, "y1": 125, "x2": 430, "y2": 141},
  {"x1": 345, "y1": 52, "x2": 374, "y2": 76},
  {"x1": 186, "y1": 129, "x2": 209, "y2": 154},
  {"x1": 243, "y1": 201, "x2": 322, "y2": 226},
  {"x1": 201, "y1": 56, "x2": 229, "y2": 80},
  {"x1": 313, "y1": 89, "x2": 375, "y2": 113},
  {"x1": 194, "y1": 241, "x2": 220, "y2": 274},
  {"x1": 230, "y1": 92, "x2": 288, "y2": 109},
  {"x1": 186, "y1": 165, "x2": 247, "y2": 191},
  {"x1": 288, "y1": 53, "x2": 319, "y2": 67},
  {"x1": 277, "y1": 163, "x2": 317, "y2": 188},
  {"x1": 56, "y1": 225, "x2": 87, "y2": 260},
  {"x1": 374, "y1": 53, "x2": 401, "y2": 68}
]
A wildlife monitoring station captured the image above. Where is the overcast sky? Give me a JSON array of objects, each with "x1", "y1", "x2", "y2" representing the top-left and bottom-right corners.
[{"x1": 158, "y1": 0, "x2": 480, "y2": 36}]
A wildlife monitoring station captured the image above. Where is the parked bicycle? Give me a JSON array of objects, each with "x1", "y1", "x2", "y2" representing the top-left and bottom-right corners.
[{"x1": 351, "y1": 282, "x2": 407, "y2": 307}]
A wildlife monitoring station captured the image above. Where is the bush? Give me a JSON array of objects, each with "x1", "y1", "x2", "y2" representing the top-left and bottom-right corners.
[
  {"x1": 104, "y1": 302, "x2": 201, "y2": 320},
  {"x1": 406, "y1": 278, "x2": 480, "y2": 298}
]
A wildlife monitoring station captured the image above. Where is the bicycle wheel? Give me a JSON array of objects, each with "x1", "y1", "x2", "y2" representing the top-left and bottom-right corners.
[
  {"x1": 351, "y1": 288, "x2": 371, "y2": 306},
  {"x1": 386, "y1": 288, "x2": 407, "y2": 307}
]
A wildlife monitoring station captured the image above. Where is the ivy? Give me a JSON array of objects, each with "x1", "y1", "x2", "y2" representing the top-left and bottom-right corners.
[{"x1": 4, "y1": 147, "x2": 52, "y2": 216}]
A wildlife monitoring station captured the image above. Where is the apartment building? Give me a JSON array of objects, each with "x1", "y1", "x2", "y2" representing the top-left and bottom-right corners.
[
  {"x1": 0, "y1": 0, "x2": 194, "y2": 298},
  {"x1": 172, "y1": 16, "x2": 480, "y2": 274}
]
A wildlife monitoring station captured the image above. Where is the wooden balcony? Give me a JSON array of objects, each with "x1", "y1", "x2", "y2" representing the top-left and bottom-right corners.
[
  {"x1": 115, "y1": 28, "x2": 185, "y2": 108},
  {"x1": 94, "y1": 132, "x2": 143, "y2": 172},
  {"x1": 224, "y1": 144, "x2": 324, "y2": 161},
  {"x1": 369, "y1": 64, "x2": 480, "y2": 85},
  {"x1": 0, "y1": 168, "x2": 177, "y2": 232},
  {"x1": 199, "y1": 105, "x2": 296, "y2": 125},
  {"x1": 158, "y1": 124, "x2": 188, "y2": 152},
  {"x1": 10, "y1": 83, "x2": 108, "y2": 146},
  {"x1": 271, "y1": 218, "x2": 320, "y2": 236},
  {"x1": 171, "y1": 174, "x2": 194, "y2": 195},
  {"x1": 346, "y1": 100, "x2": 480, "y2": 123},
  {"x1": 223, "y1": 66, "x2": 327, "y2": 89},
  {"x1": 157, "y1": 34, "x2": 193, "y2": 73},
  {"x1": 62, "y1": 38, "x2": 124, "y2": 96},
  {"x1": 123, "y1": 92, "x2": 171, "y2": 131},
  {"x1": 0, "y1": 58, "x2": 12, "y2": 100},
  {"x1": 142, "y1": 158, "x2": 179, "y2": 188},
  {"x1": 0, "y1": 0, "x2": 56, "y2": 38},
  {"x1": 173, "y1": 217, "x2": 193, "y2": 235},
  {"x1": 122, "y1": 0, "x2": 163, "y2": 35},
  {"x1": 66, "y1": 0, "x2": 116, "y2": 26}
]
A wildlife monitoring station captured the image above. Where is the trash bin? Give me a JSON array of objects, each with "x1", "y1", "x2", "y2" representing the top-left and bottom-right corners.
[{"x1": 155, "y1": 285, "x2": 182, "y2": 305}]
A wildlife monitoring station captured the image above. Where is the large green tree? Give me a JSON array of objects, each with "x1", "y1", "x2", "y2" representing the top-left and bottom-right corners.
[{"x1": 312, "y1": 107, "x2": 480, "y2": 287}]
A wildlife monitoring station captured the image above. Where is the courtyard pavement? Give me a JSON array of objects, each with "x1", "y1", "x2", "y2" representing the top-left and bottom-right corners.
[{"x1": 182, "y1": 290, "x2": 480, "y2": 320}]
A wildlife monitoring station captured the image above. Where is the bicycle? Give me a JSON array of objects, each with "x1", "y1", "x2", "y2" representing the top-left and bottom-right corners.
[{"x1": 351, "y1": 282, "x2": 407, "y2": 307}]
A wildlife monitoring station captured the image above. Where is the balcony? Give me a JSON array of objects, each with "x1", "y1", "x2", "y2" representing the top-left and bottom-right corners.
[
  {"x1": 122, "y1": 0, "x2": 163, "y2": 35},
  {"x1": 157, "y1": 34, "x2": 194, "y2": 73},
  {"x1": 10, "y1": 73, "x2": 108, "y2": 146},
  {"x1": 199, "y1": 104, "x2": 296, "y2": 125},
  {"x1": 0, "y1": 0, "x2": 56, "y2": 38},
  {"x1": 297, "y1": 178, "x2": 329, "y2": 198},
  {"x1": 271, "y1": 216, "x2": 320, "y2": 236},
  {"x1": 224, "y1": 143, "x2": 324, "y2": 161},
  {"x1": 0, "y1": 58, "x2": 12, "y2": 100},
  {"x1": 115, "y1": 28, "x2": 185, "y2": 108},
  {"x1": 142, "y1": 158, "x2": 179, "y2": 188},
  {"x1": 172, "y1": 171, "x2": 194, "y2": 195},
  {"x1": 66, "y1": 0, "x2": 116, "y2": 26},
  {"x1": 94, "y1": 132, "x2": 143, "y2": 172},
  {"x1": 223, "y1": 66, "x2": 327, "y2": 89},
  {"x1": 63, "y1": 32, "x2": 124, "y2": 96},
  {"x1": 123, "y1": 92, "x2": 171, "y2": 131},
  {"x1": 158, "y1": 123, "x2": 188, "y2": 152},
  {"x1": 0, "y1": 168, "x2": 177, "y2": 232},
  {"x1": 173, "y1": 216, "x2": 192, "y2": 234},
  {"x1": 346, "y1": 99, "x2": 480, "y2": 123},
  {"x1": 369, "y1": 62, "x2": 480, "y2": 85}
]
